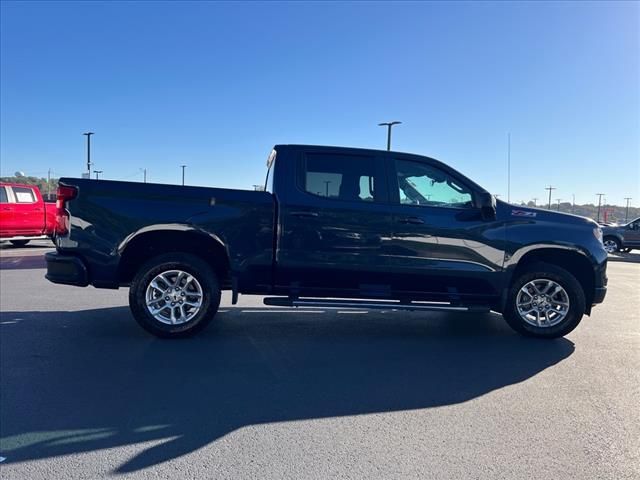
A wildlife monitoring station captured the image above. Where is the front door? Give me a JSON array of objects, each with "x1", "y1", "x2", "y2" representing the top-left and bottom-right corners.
[
  {"x1": 385, "y1": 156, "x2": 505, "y2": 302},
  {"x1": 624, "y1": 218, "x2": 640, "y2": 247},
  {"x1": 0, "y1": 186, "x2": 19, "y2": 235},
  {"x1": 276, "y1": 149, "x2": 392, "y2": 297}
]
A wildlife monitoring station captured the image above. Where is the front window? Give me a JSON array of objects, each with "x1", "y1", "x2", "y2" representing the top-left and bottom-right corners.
[
  {"x1": 0, "y1": 187, "x2": 8, "y2": 203},
  {"x1": 394, "y1": 159, "x2": 473, "y2": 208}
]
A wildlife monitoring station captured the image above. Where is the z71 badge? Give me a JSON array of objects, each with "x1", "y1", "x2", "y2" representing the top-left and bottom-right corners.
[{"x1": 511, "y1": 209, "x2": 537, "y2": 217}]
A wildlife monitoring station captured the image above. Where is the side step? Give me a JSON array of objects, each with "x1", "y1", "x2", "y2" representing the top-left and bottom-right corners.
[{"x1": 263, "y1": 297, "x2": 489, "y2": 313}]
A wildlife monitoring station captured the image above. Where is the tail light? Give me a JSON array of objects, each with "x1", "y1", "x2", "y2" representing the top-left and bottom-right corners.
[{"x1": 55, "y1": 185, "x2": 78, "y2": 236}]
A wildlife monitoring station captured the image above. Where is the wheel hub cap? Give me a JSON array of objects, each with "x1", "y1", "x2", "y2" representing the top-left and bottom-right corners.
[
  {"x1": 145, "y1": 269, "x2": 203, "y2": 325},
  {"x1": 516, "y1": 279, "x2": 570, "y2": 328}
]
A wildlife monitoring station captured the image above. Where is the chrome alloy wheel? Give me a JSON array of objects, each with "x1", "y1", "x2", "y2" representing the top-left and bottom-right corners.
[
  {"x1": 603, "y1": 239, "x2": 618, "y2": 253},
  {"x1": 145, "y1": 270, "x2": 203, "y2": 325},
  {"x1": 516, "y1": 279, "x2": 570, "y2": 328}
]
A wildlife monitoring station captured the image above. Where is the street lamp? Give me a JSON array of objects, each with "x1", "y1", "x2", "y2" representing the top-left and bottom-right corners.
[
  {"x1": 93, "y1": 170, "x2": 103, "y2": 180},
  {"x1": 624, "y1": 197, "x2": 632, "y2": 222},
  {"x1": 378, "y1": 121, "x2": 402, "y2": 151},
  {"x1": 596, "y1": 193, "x2": 605, "y2": 223},
  {"x1": 545, "y1": 186, "x2": 556, "y2": 210},
  {"x1": 180, "y1": 165, "x2": 187, "y2": 186},
  {"x1": 83, "y1": 132, "x2": 94, "y2": 173}
]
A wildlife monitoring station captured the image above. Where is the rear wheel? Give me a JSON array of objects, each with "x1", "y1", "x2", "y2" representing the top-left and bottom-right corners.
[
  {"x1": 603, "y1": 237, "x2": 620, "y2": 254},
  {"x1": 10, "y1": 240, "x2": 30, "y2": 247},
  {"x1": 503, "y1": 262, "x2": 586, "y2": 338},
  {"x1": 129, "y1": 253, "x2": 220, "y2": 338}
]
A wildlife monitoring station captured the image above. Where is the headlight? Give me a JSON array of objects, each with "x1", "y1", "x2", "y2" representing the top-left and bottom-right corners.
[{"x1": 593, "y1": 227, "x2": 603, "y2": 244}]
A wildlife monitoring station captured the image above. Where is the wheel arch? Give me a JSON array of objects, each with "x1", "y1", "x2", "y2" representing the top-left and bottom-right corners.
[
  {"x1": 507, "y1": 247, "x2": 596, "y2": 314},
  {"x1": 117, "y1": 226, "x2": 231, "y2": 287}
]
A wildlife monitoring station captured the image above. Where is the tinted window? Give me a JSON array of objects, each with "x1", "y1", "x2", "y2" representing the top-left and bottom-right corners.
[
  {"x1": 12, "y1": 186, "x2": 36, "y2": 203},
  {"x1": 0, "y1": 187, "x2": 8, "y2": 203},
  {"x1": 395, "y1": 159, "x2": 473, "y2": 208},
  {"x1": 303, "y1": 153, "x2": 377, "y2": 202}
]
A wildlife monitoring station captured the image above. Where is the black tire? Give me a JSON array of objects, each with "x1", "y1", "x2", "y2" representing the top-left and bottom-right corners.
[
  {"x1": 129, "y1": 253, "x2": 221, "y2": 338},
  {"x1": 10, "y1": 240, "x2": 30, "y2": 247},
  {"x1": 503, "y1": 262, "x2": 586, "y2": 339},
  {"x1": 603, "y1": 236, "x2": 620, "y2": 254}
]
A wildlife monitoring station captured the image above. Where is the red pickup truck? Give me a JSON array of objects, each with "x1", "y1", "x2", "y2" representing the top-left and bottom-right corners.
[{"x1": 0, "y1": 182, "x2": 56, "y2": 246}]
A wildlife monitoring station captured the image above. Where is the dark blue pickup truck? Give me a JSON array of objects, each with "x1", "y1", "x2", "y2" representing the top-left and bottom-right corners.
[{"x1": 46, "y1": 145, "x2": 607, "y2": 339}]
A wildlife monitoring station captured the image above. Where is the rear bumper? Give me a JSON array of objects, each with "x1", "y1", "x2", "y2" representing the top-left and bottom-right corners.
[{"x1": 45, "y1": 252, "x2": 89, "y2": 287}]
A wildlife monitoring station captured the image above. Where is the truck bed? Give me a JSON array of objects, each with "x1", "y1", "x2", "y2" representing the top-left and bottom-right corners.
[{"x1": 56, "y1": 178, "x2": 275, "y2": 290}]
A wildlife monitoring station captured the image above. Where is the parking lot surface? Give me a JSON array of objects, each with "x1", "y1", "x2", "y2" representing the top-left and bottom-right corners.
[{"x1": 0, "y1": 246, "x2": 638, "y2": 479}]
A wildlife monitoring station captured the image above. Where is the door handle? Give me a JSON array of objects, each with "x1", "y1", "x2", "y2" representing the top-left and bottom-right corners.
[
  {"x1": 398, "y1": 216, "x2": 425, "y2": 225},
  {"x1": 291, "y1": 211, "x2": 319, "y2": 218}
]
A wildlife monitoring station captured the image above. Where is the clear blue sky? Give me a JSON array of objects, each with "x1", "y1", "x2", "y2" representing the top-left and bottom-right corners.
[{"x1": 1, "y1": 1, "x2": 638, "y2": 206}]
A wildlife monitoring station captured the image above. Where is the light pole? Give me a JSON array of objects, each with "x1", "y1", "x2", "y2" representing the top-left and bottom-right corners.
[
  {"x1": 532, "y1": 197, "x2": 538, "y2": 207},
  {"x1": 141, "y1": 168, "x2": 147, "y2": 183},
  {"x1": 556, "y1": 198, "x2": 562, "y2": 211},
  {"x1": 83, "y1": 132, "x2": 94, "y2": 173},
  {"x1": 93, "y1": 170, "x2": 103, "y2": 180},
  {"x1": 378, "y1": 121, "x2": 401, "y2": 151},
  {"x1": 545, "y1": 186, "x2": 555, "y2": 210},
  {"x1": 624, "y1": 197, "x2": 632, "y2": 222},
  {"x1": 596, "y1": 193, "x2": 605, "y2": 223},
  {"x1": 180, "y1": 165, "x2": 187, "y2": 186}
]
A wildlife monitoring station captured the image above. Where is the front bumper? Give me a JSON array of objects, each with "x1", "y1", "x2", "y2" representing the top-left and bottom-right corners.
[{"x1": 45, "y1": 252, "x2": 89, "y2": 287}]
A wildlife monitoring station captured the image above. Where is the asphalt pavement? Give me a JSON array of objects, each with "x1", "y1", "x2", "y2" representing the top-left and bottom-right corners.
[{"x1": 0, "y1": 247, "x2": 638, "y2": 479}]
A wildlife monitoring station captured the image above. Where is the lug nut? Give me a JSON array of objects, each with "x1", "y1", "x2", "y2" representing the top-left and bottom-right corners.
[
  {"x1": 181, "y1": 292, "x2": 185, "y2": 296},
  {"x1": 171, "y1": 302, "x2": 175, "y2": 306},
  {"x1": 165, "y1": 296, "x2": 170, "y2": 301}
]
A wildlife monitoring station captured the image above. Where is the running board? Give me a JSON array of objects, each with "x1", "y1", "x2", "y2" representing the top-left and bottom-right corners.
[{"x1": 263, "y1": 297, "x2": 489, "y2": 313}]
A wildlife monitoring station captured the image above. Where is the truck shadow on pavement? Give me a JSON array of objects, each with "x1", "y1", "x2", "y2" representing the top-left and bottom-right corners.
[{"x1": 0, "y1": 306, "x2": 574, "y2": 473}]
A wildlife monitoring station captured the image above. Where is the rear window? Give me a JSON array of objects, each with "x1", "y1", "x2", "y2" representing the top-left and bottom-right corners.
[
  {"x1": 302, "y1": 153, "x2": 378, "y2": 202},
  {"x1": 0, "y1": 187, "x2": 8, "y2": 203},
  {"x1": 12, "y1": 186, "x2": 36, "y2": 203}
]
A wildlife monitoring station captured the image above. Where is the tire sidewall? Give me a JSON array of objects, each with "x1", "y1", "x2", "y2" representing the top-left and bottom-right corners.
[
  {"x1": 504, "y1": 263, "x2": 586, "y2": 338},
  {"x1": 129, "y1": 253, "x2": 220, "y2": 338}
]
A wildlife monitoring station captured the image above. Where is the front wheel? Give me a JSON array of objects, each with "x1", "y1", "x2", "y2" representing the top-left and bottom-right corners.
[
  {"x1": 503, "y1": 262, "x2": 586, "y2": 339},
  {"x1": 129, "y1": 253, "x2": 221, "y2": 338},
  {"x1": 603, "y1": 237, "x2": 620, "y2": 254}
]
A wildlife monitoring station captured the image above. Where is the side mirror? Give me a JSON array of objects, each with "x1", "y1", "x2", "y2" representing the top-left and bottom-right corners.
[{"x1": 475, "y1": 192, "x2": 496, "y2": 221}]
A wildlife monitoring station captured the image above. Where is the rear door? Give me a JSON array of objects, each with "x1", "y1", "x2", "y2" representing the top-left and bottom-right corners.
[
  {"x1": 0, "y1": 186, "x2": 19, "y2": 236},
  {"x1": 384, "y1": 156, "x2": 505, "y2": 302},
  {"x1": 276, "y1": 148, "x2": 392, "y2": 297},
  {"x1": 9, "y1": 186, "x2": 44, "y2": 235}
]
